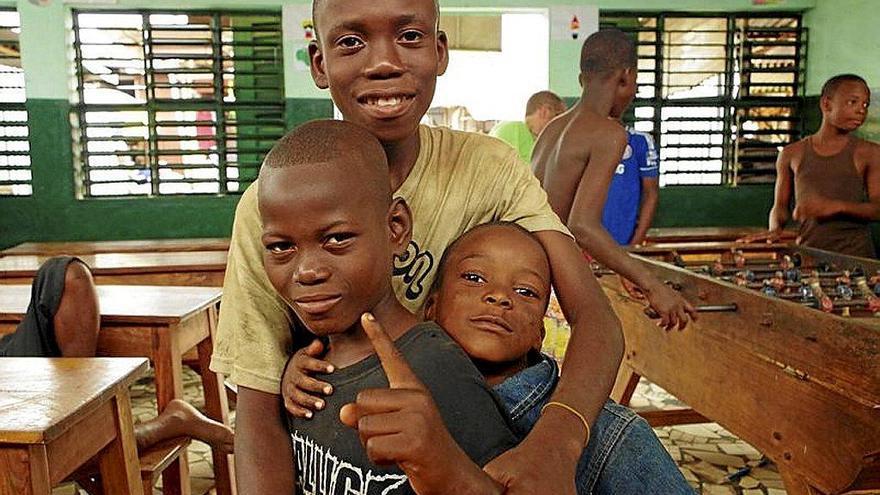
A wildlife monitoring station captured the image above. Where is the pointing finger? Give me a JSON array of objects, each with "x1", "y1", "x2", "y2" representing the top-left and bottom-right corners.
[{"x1": 361, "y1": 313, "x2": 423, "y2": 390}]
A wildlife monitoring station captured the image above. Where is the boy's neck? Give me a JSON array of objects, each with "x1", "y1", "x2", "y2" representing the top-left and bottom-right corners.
[
  {"x1": 325, "y1": 291, "x2": 420, "y2": 369},
  {"x1": 383, "y1": 131, "x2": 422, "y2": 191},
  {"x1": 577, "y1": 85, "x2": 616, "y2": 118},
  {"x1": 474, "y1": 356, "x2": 530, "y2": 386},
  {"x1": 815, "y1": 120, "x2": 853, "y2": 143}
]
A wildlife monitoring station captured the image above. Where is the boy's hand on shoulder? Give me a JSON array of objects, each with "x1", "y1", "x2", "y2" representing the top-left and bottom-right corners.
[
  {"x1": 342, "y1": 314, "x2": 495, "y2": 495},
  {"x1": 282, "y1": 339, "x2": 335, "y2": 418}
]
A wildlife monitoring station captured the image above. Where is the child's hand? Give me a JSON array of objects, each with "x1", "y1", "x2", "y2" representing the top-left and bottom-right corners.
[
  {"x1": 341, "y1": 313, "x2": 500, "y2": 495},
  {"x1": 282, "y1": 339, "x2": 335, "y2": 418}
]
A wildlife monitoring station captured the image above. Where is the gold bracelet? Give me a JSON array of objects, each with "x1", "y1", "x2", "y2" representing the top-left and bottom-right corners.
[{"x1": 541, "y1": 401, "x2": 591, "y2": 447}]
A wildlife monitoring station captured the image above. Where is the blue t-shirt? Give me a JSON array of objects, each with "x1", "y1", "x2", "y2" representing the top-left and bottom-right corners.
[{"x1": 601, "y1": 130, "x2": 659, "y2": 245}]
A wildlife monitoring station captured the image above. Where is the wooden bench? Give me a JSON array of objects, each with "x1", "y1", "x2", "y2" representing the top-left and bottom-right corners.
[
  {"x1": 0, "y1": 357, "x2": 148, "y2": 495},
  {"x1": 2, "y1": 239, "x2": 230, "y2": 256},
  {"x1": 0, "y1": 252, "x2": 227, "y2": 287},
  {"x1": 0, "y1": 285, "x2": 234, "y2": 495}
]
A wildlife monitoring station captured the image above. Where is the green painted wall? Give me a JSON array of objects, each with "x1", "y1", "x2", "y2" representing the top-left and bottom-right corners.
[
  {"x1": 804, "y1": 0, "x2": 880, "y2": 95},
  {"x1": 0, "y1": 0, "x2": 834, "y2": 249}
]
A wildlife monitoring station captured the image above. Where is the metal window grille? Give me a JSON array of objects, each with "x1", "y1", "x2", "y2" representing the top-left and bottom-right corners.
[
  {"x1": 71, "y1": 10, "x2": 285, "y2": 197},
  {"x1": 601, "y1": 12, "x2": 805, "y2": 186},
  {"x1": 0, "y1": 10, "x2": 30, "y2": 196}
]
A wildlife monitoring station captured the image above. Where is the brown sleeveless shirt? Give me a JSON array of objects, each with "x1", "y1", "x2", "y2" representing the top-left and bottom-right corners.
[{"x1": 795, "y1": 136, "x2": 876, "y2": 258}]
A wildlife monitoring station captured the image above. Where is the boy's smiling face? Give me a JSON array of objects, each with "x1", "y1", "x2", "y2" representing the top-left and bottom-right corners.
[
  {"x1": 259, "y1": 160, "x2": 410, "y2": 337},
  {"x1": 309, "y1": 0, "x2": 449, "y2": 144},
  {"x1": 426, "y1": 225, "x2": 551, "y2": 368}
]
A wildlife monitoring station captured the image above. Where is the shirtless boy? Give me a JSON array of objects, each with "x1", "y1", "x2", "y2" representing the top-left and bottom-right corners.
[{"x1": 532, "y1": 29, "x2": 696, "y2": 330}]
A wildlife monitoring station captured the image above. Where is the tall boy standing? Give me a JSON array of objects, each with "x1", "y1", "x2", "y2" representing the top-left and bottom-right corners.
[
  {"x1": 767, "y1": 74, "x2": 880, "y2": 258},
  {"x1": 213, "y1": 1, "x2": 623, "y2": 493},
  {"x1": 532, "y1": 29, "x2": 696, "y2": 330}
]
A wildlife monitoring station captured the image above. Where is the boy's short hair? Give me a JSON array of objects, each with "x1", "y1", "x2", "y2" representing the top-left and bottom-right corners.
[
  {"x1": 429, "y1": 221, "x2": 551, "y2": 313},
  {"x1": 579, "y1": 29, "x2": 637, "y2": 77},
  {"x1": 525, "y1": 91, "x2": 565, "y2": 117},
  {"x1": 311, "y1": 0, "x2": 441, "y2": 39},
  {"x1": 821, "y1": 74, "x2": 869, "y2": 99},
  {"x1": 260, "y1": 119, "x2": 390, "y2": 204}
]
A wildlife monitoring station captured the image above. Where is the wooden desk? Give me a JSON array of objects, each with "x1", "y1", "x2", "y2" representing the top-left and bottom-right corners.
[
  {"x1": 0, "y1": 285, "x2": 234, "y2": 495},
  {"x1": 2, "y1": 239, "x2": 230, "y2": 256},
  {"x1": 0, "y1": 357, "x2": 148, "y2": 495},
  {"x1": 645, "y1": 226, "x2": 797, "y2": 243},
  {"x1": 0, "y1": 252, "x2": 227, "y2": 287}
]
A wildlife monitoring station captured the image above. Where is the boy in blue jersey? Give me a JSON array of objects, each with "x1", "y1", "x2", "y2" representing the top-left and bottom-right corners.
[{"x1": 602, "y1": 129, "x2": 660, "y2": 245}]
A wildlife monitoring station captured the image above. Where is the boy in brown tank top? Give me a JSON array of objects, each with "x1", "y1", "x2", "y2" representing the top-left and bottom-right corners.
[{"x1": 767, "y1": 74, "x2": 880, "y2": 258}]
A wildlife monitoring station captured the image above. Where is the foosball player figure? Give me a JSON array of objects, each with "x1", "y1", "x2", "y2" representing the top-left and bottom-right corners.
[
  {"x1": 733, "y1": 271, "x2": 750, "y2": 287},
  {"x1": 799, "y1": 281, "x2": 814, "y2": 302},
  {"x1": 734, "y1": 249, "x2": 747, "y2": 269},
  {"x1": 770, "y1": 271, "x2": 786, "y2": 293},
  {"x1": 711, "y1": 259, "x2": 725, "y2": 277},
  {"x1": 855, "y1": 276, "x2": 880, "y2": 314},
  {"x1": 780, "y1": 255, "x2": 801, "y2": 283},
  {"x1": 761, "y1": 279, "x2": 778, "y2": 297},
  {"x1": 810, "y1": 277, "x2": 835, "y2": 313},
  {"x1": 835, "y1": 270, "x2": 854, "y2": 300},
  {"x1": 869, "y1": 270, "x2": 880, "y2": 296}
]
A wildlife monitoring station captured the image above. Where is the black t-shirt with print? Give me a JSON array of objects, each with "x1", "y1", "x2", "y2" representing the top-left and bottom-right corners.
[{"x1": 289, "y1": 321, "x2": 518, "y2": 494}]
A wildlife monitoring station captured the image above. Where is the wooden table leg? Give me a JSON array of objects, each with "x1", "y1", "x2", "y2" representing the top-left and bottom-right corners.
[
  {"x1": 198, "y1": 305, "x2": 235, "y2": 495},
  {"x1": 97, "y1": 392, "x2": 144, "y2": 495},
  {"x1": 0, "y1": 446, "x2": 50, "y2": 495},
  {"x1": 780, "y1": 467, "x2": 826, "y2": 495},
  {"x1": 611, "y1": 365, "x2": 640, "y2": 405},
  {"x1": 155, "y1": 328, "x2": 190, "y2": 495}
]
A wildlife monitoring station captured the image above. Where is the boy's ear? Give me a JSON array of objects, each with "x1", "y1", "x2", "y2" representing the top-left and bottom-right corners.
[
  {"x1": 820, "y1": 94, "x2": 833, "y2": 115},
  {"x1": 388, "y1": 197, "x2": 413, "y2": 257},
  {"x1": 424, "y1": 293, "x2": 438, "y2": 321},
  {"x1": 578, "y1": 72, "x2": 586, "y2": 89},
  {"x1": 309, "y1": 40, "x2": 329, "y2": 89},
  {"x1": 436, "y1": 30, "x2": 450, "y2": 76}
]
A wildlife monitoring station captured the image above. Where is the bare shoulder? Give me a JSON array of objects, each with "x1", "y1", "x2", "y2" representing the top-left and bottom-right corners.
[
  {"x1": 779, "y1": 138, "x2": 807, "y2": 161},
  {"x1": 854, "y1": 136, "x2": 880, "y2": 161}
]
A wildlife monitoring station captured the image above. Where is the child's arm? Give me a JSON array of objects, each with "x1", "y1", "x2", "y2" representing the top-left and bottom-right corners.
[
  {"x1": 558, "y1": 122, "x2": 696, "y2": 330},
  {"x1": 344, "y1": 315, "x2": 505, "y2": 495},
  {"x1": 769, "y1": 144, "x2": 795, "y2": 233},
  {"x1": 235, "y1": 386, "x2": 296, "y2": 494},
  {"x1": 483, "y1": 230, "x2": 616, "y2": 495},
  {"x1": 631, "y1": 177, "x2": 659, "y2": 246}
]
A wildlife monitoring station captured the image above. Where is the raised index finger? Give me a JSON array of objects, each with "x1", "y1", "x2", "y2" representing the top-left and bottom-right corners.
[{"x1": 361, "y1": 313, "x2": 424, "y2": 390}]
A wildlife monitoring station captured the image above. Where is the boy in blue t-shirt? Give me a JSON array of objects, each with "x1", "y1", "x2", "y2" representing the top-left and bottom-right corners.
[{"x1": 601, "y1": 129, "x2": 660, "y2": 245}]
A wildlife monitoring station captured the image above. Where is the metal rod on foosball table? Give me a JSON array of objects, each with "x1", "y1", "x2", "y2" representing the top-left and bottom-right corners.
[{"x1": 643, "y1": 304, "x2": 738, "y2": 319}]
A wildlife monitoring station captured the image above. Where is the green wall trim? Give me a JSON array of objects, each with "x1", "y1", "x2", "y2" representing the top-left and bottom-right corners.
[
  {"x1": 653, "y1": 185, "x2": 773, "y2": 228},
  {"x1": 285, "y1": 97, "x2": 334, "y2": 129}
]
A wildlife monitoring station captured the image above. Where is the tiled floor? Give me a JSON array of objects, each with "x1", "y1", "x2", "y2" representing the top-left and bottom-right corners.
[{"x1": 58, "y1": 366, "x2": 787, "y2": 495}]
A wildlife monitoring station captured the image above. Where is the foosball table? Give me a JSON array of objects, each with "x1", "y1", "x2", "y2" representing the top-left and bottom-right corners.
[{"x1": 597, "y1": 242, "x2": 880, "y2": 495}]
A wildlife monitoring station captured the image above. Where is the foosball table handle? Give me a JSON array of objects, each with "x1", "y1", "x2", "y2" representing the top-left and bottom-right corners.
[{"x1": 643, "y1": 303, "x2": 738, "y2": 319}]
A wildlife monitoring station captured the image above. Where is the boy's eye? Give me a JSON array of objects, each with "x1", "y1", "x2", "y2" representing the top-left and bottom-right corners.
[
  {"x1": 515, "y1": 287, "x2": 540, "y2": 299},
  {"x1": 325, "y1": 233, "x2": 355, "y2": 247},
  {"x1": 267, "y1": 242, "x2": 295, "y2": 255},
  {"x1": 337, "y1": 35, "x2": 364, "y2": 49},
  {"x1": 399, "y1": 30, "x2": 424, "y2": 43},
  {"x1": 462, "y1": 272, "x2": 485, "y2": 284}
]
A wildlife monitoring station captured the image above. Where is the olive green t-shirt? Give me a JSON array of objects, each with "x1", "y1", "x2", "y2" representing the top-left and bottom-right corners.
[
  {"x1": 489, "y1": 120, "x2": 536, "y2": 164},
  {"x1": 210, "y1": 125, "x2": 570, "y2": 393}
]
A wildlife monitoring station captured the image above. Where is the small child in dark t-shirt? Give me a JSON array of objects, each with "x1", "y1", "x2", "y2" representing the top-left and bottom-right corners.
[{"x1": 257, "y1": 120, "x2": 516, "y2": 494}]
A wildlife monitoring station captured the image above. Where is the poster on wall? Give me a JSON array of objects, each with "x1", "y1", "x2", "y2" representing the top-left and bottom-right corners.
[
  {"x1": 856, "y1": 87, "x2": 880, "y2": 143},
  {"x1": 549, "y1": 5, "x2": 598, "y2": 41},
  {"x1": 282, "y1": 4, "x2": 315, "y2": 72}
]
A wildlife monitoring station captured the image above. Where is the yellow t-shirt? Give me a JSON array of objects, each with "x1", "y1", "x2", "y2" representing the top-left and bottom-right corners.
[{"x1": 210, "y1": 125, "x2": 570, "y2": 393}]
